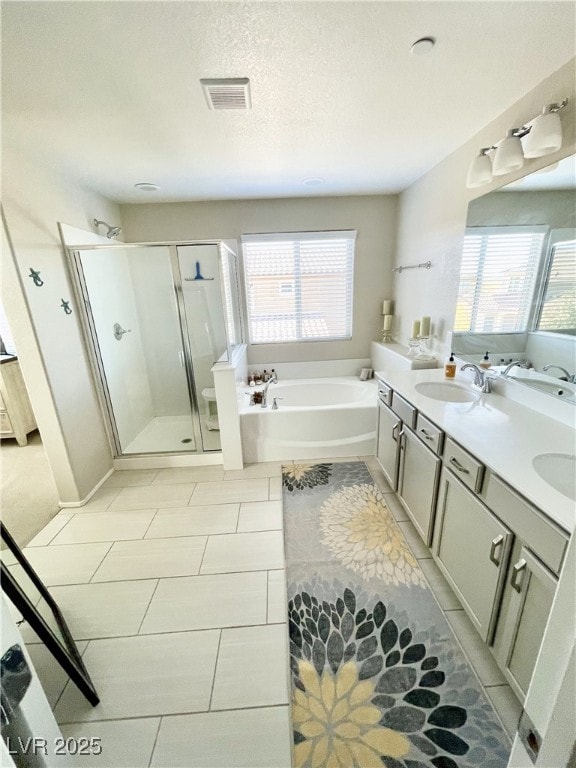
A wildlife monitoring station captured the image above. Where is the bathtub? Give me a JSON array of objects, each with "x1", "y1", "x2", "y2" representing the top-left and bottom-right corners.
[{"x1": 239, "y1": 377, "x2": 377, "y2": 463}]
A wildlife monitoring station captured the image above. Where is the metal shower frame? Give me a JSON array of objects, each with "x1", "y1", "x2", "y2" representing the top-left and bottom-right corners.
[{"x1": 61, "y1": 236, "x2": 240, "y2": 459}]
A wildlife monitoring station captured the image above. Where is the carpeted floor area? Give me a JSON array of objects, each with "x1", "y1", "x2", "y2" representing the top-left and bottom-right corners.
[
  {"x1": 283, "y1": 460, "x2": 511, "y2": 768},
  {"x1": 1, "y1": 430, "x2": 60, "y2": 546}
]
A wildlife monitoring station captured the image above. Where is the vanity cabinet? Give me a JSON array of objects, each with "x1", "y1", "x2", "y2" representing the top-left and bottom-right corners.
[
  {"x1": 376, "y1": 384, "x2": 400, "y2": 489},
  {"x1": 433, "y1": 466, "x2": 512, "y2": 642},
  {"x1": 492, "y1": 542, "x2": 557, "y2": 700},
  {"x1": 374, "y1": 376, "x2": 570, "y2": 705},
  {"x1": 397, "y1": 422, "x2": 441, "y2": 546}
]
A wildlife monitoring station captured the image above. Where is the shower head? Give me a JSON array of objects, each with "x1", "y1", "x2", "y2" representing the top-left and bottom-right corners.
[{"x1": 93, "y1": 219, "x2": 122, "y2": 239}]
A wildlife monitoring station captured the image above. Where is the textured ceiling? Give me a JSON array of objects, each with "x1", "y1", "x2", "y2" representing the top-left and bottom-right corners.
[{"x1": 2, "y1": 1, "x2": 575, "y2": 203}]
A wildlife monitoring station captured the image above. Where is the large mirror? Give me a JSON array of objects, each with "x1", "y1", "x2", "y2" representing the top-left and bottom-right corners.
[
  {"x1": 453, "y1": 155, "x2": 576, "y2": 403},
  {"x1": 0, "y1": 523, "x2": 99, "y2": 706}
]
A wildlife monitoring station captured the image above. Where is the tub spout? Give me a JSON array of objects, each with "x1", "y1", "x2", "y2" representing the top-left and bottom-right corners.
[{"x1": 261, "y1": 371, "x2": 278, "y2": 408}]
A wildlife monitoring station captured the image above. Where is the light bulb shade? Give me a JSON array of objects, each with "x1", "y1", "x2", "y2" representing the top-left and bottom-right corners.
[
  {"x1": 522, "y1": 110, "x2": 562, "y2": 158},
  {"x1": 466, "y1": 152, "x2": 493, "y2": 188},
  {"x1": 492, "y1": 131, "x2": 524, "y2": 176}
]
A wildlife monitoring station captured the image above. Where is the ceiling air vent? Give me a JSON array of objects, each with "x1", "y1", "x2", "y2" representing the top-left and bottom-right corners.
[{"x1": 200, "y1": 78, "x2": 251, "y2": 110}]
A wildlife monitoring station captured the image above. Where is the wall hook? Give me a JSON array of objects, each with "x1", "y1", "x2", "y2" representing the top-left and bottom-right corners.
[
  {"x1": 28, "y1": 268, "x2": 44, "y2": 287},
  {"x1": 60, "y1": 299, "x2": 72, "y2": 315}
]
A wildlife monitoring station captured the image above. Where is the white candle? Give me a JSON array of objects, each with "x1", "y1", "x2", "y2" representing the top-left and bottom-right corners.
[
  {"x1": 420, "y1": 316, "x2": 431, "y2": 336},
  {"x1": 382, "y1": 299, "x2": 393, "y2": 315},
  {"x1": 383, "y1": 314, "x2": 393, "y2": 331},
  {"x1": 411, "y1": 320, "x2": 421, "y2": 338}
]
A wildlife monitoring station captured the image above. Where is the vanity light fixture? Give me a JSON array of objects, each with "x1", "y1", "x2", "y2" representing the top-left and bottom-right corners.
[
  {"x1": 522, "y1": 100, "x2": 568, "y2": 158},
  {"x1": 466, "y1": 147, "x2": 495, "y2": 188},
  {"x1": 492, "y1": 128, "x2": 528, "y2": 176},
  {"x1": 466, "y1": 98, "x2": 568, "y2": 188}
]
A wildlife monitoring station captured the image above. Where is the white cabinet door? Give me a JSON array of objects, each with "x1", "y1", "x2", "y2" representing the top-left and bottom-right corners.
[
  {"x1": 397, "y1": 426, "x2": 441, "y2": 545},
  {"x1": 492, "y1": 543, "x2": 557, "y2": 702},
  {"x1": 376, "y1": 401, "x2": 400, "y2": 490},
  {"x1": 433, "y1": 467, "x2": 512, "y2": 643}
]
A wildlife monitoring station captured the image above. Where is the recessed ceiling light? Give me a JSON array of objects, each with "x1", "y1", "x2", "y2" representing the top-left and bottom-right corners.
[
  {"x1": 411, "y1": 37, "x2": 436, "y2": 55},
  {"x1": 303, "y1": 177, "x2": 324, "y2": 186},
  {"x1": 134, "y1": 182, "x2": 159, "y2": 192}
]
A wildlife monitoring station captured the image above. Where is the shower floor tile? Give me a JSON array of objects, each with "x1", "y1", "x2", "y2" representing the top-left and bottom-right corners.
[{"x1": 122, "y1": 415, "x2": 198, "y2": 454}]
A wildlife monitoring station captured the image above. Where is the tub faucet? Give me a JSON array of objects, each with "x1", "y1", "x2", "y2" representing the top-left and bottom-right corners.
[
  {"x1": 461, "y1": 363, "x2": 492, "y2": 393},
  {"x1": 261, "y1": 371, "x2": 278, "y2": 408},
  {"x1": 542, "y1": 364, "x2": 575, "y2": 382},
  {"x1": 502, "y1": 361, "x2": 531, "y2": 377}
]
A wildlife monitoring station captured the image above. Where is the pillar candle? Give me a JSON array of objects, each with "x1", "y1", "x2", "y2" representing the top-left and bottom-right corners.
[
  {"x1": 420, "y1": 316, "x2": 431, "y2": 336},
  {"x1": 411, "y1": 320, "x2": 421, "y2": 338},
  {"x1": 382, "y1": 299, "x2": 393, "y2": 315},
  {"x1": 383, "y1": 314, "x2": 393, "y2": 331}
]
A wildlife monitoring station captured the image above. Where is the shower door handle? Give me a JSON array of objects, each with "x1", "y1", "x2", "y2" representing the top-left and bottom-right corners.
[{"x1": 178, "y1": 351, "x2": 185, "y2": 367}]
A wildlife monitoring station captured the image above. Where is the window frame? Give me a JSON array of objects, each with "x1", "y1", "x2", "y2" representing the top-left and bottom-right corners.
[{"x1": 240, "y1": 230, "x2": 356, "y2": 345}]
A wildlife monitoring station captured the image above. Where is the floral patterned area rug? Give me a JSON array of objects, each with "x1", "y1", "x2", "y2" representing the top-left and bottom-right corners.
[{"x1": 282, "y1": 461, "x2": 511, "y2": 768}]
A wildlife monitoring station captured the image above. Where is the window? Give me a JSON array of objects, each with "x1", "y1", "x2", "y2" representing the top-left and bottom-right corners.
[
  {"x1": 455, "y1": 226, "x2": 547, "y2": 333},
  {"x1": 241, "y1": 231, "x2": 355, "y2": 344},
  {"x1": 537, "y1": 238, "x2": 576, "y2": 331}
]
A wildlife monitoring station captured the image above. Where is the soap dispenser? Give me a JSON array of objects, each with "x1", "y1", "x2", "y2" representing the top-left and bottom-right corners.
[
  {"x1": 480, "y1": 352, "x2": 491, "y2": 369},
  {"x1": 445, "y1": 352, "x2": 456, "y2": 379}
]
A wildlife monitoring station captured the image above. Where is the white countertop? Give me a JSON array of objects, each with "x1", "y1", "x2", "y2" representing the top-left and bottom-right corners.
[{"x1": 376, "y1": 368, "x2": 576, "y2": 534}]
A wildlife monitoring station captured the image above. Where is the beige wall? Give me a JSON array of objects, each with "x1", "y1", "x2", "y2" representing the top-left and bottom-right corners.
[
  {"x1": 393, "y1": 58, "x2": 576, "y2": 353},
  {"x1": 1, "y1": 149, "x2": 117, "y2": 501},
  {"x1": 120, "y1": 195, "x2": 398, "y2": 365}
]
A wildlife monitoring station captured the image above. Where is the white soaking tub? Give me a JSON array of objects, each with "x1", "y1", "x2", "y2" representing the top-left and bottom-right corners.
[{"x1": 239, "y1": 377, "x2": 377, "y2": 463}]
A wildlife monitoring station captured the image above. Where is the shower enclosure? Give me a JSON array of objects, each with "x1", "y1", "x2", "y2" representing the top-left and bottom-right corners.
[{"x1": 67, "y1": 240, "x2": 242, "y2": 457}]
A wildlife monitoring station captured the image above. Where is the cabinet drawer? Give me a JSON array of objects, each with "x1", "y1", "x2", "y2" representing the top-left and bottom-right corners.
[
  {"x1": 0, "y1": 411, "x2": 13, "y2": 433},
  {"x1": 377, "y1": 382, "x2": 392, "y2": 407},
  {"x1": 482, "y1": 473, "x2": 568, "y2": 574},
  {"x1": 444, "y1": 437, "x2": 484, "y2": 493},
  {"x1": 415, "y1": 413, "x2": 444, "y2": 455},
  {"x1": 391, "y1": 392, "x2": 416, "y2": 429}
]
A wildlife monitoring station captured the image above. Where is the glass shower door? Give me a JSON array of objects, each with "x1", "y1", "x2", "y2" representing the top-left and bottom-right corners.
[
  {"x1": 75, "y1": 245, "x2": 198, "y2": 454},
  {"x1": 177, "y1": 245, "x2": 227, "y2": 451}
]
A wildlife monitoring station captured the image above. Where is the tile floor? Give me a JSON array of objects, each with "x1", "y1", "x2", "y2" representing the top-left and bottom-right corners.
[{"x1": 19, "y1": 457, "x2": 521, "y2": 767}]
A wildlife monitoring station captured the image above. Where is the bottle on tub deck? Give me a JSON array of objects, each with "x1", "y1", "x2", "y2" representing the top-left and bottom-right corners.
[
  {"x1": 479, "y1": 352, "x2": 491, "y2": 369},
  {"x1": 444, "y1": 352, "x2": 456, "y2": 379},
  {"x1": 263, "y1": 370, "x2": 270, "y2": 382},
  {"x1": 254, "y1": 371, "x2": 263, "y2": 385},
  {"x1": 248, "y1": 373, "x2": 256, "y2": 387},
  {"x1": 271, "y1": 369, "x2": 277, "y2": 381}
]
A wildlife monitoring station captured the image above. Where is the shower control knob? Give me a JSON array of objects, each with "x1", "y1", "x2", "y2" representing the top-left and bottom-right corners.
[{"x1": 113, "y1": 323, "x2": 132, "y2": 341}]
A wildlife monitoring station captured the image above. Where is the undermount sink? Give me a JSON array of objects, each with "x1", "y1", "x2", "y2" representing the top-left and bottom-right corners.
[
  {"x1": 532, "y1": 453, "x2": 576, "y2": 501},
  {"x1": 414, "y1": 381, "x2": 480, "y2": 403},
  {"x1": 511, "y1": 376, "x2": 576, "y2": 401}
]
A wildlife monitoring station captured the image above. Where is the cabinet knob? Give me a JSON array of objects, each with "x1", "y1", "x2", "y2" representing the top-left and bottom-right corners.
[
  {"x1": 420, "y1": 428, "x2": 434, "y2": 441},
  {"x1": 489, "y1": 534, "x2": 505, "y2": 566},
  {"x1": 511, "y1": 558, "x2": 527, "y2": 592}
]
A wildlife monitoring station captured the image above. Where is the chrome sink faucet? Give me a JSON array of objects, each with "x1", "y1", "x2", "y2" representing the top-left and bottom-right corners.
[
  {"x1": 502, "y1": 361, "x2": 531, "y2": 377},
  {"x1": 461, "y1": 363, "x2": 492, "y2": 393},
  {"x1": 261, "y1": 371, "x2": 278, "y2": 407},
  {"x1": 542, "y1": 364, "x2": 575, "y2": 383}
]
